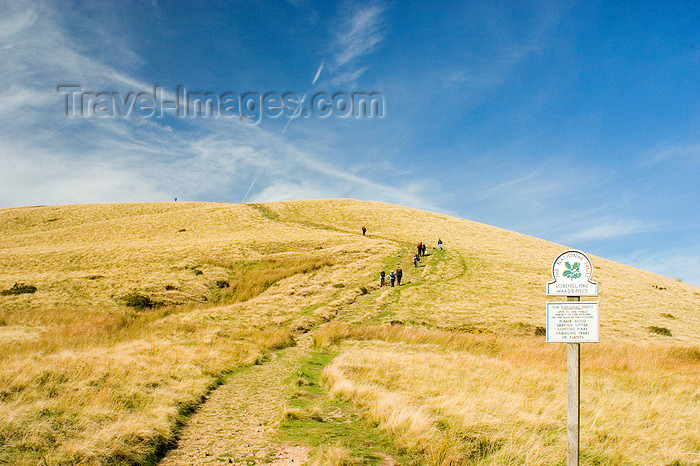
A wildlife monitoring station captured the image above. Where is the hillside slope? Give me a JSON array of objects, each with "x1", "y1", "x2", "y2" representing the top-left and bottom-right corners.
[
  {"x1": 0, "y1": 200, "x2": 698, "y2": 465},
  {"x1": 263, "y1": 199, "x2": 699, "y2": 342},
  {"x1": 2, "y1": 199, "x2": 696, "y2": 340}
]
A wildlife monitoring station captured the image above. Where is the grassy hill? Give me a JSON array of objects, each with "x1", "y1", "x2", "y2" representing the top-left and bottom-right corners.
[{"x1": 0, "y1": 200, "x2": 698, "y2": 465}]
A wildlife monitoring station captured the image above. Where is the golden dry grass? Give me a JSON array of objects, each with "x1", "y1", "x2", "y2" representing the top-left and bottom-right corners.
[
  {"x1": 0, "y1": 199, "x2": 697, "y2": 464},
  {"x1": 319, "y1": 324, "x2": 700, "y2": 465},
  {"x1": 309, "y1": 444, "x2": 361, "y2": 466}
]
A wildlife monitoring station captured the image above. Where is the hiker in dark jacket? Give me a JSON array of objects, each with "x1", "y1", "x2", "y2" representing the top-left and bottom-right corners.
[
  {"x1": 389, "y1": 271, "x2": 396, "y2": 287},
  {"x1": 414, "y1": 254, "x2": 419, "y2": 267},
  {"x1": 421, "y1": 243, "x2": 427, "y2": 256},
  {"x1": 417, "y1": 243, "x2": 422, "y2": 257},
  {"x1": 396, "y1": 267, "x2": 403, "y2": 285},
  {"x1": 380, "y1": 270, "x2": 386, "y2": 286},
  {"x1": 362, "y1": 226, "x2": 366, "y2": 235}
]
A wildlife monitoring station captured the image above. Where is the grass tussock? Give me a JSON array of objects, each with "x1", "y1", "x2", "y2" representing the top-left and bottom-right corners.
[
  {"x1": 309, "y1": 444, "x2": 361, "y2": 466},
  {"x1": 259, "y1": 327, "x2": 297, "y2": 350}
]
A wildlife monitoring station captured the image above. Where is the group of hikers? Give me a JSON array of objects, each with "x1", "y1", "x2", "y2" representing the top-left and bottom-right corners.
[
  {"x1": 362, "y1": 226, "x2": 444, "y2": 287},
  {"x1": 412, "y1": 239, "x2": 443, "y2": 266},
  {"x1": 379, "y1": 268, "x2": 402, "y2": 287}
]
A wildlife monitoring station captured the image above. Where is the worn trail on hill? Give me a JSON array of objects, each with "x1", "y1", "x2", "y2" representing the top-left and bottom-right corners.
[
  {"x1": 160, "y1": 336, "x2": 312, "y2": 465},
  {"x1": 159, "y1": 219, "x2": 446, "y2": 464}
]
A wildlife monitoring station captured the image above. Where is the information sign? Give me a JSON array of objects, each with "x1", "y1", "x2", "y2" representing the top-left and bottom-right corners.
[
  {"x1": 546, "y1": 250, "x2": 598, "y2": 296},
  {"x1": 546, "y1": 302, "x2": 600, "y2": 343}
]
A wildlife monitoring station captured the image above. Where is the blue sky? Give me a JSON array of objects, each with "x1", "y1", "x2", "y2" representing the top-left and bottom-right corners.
[{"x1": 1, "y1": 0, "x2": 698, "y2": 286}]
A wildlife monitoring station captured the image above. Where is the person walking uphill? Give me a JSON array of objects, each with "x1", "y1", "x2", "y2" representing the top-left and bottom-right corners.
[
  {"x1": 417, "y1": 242, "x2": 422, "y2": 257},
  {"x1": 362, "y1": 226, "x2": 366, "y2": 236},
  {"x1": 380, "y1": 270, "x2": 386, "y2": 287},
  {"x1": 396, "y1": 267, "x2": 403, "y2": 285},
  {"x1": 437, "y1": 238, "x2": 443, "y2": 250},
  {"x1": 389, "y1": 271, "x2": 396, "y2": 287}
]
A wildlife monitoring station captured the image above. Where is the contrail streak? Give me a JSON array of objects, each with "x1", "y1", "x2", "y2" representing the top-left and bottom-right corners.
[
  {"x1": 311, "y1": 60, "x2": 324, "y2": 85},
  {"x1": 241, "y1": 167, "x2": 262, "y2": 203},
  {"x1": 244, "y1": 59, "x2": 324, "y2": 201}
]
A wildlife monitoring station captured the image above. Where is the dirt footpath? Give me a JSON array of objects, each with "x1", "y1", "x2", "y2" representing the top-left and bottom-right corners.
[{"x1": 160, "y1": 338, "x2": 311, "y2": 465}]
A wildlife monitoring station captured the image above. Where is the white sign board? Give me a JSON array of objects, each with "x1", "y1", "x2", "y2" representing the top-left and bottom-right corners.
[
  {"x1": 546, "y1": 302, "x2": 599, "y2": 343},
  {"x1": 547, "y1": 250, "x2": 598, "y2": 296}
]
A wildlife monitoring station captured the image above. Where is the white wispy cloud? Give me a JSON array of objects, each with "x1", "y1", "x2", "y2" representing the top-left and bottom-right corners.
[
  {"x1": 644, "y1": 143, "x2": 700, "y2": 165},
  {"x1": 439, "y1": 5, "x2": 557, "y2": 91},
  {"x1": 559, "y1": 218, "x2": 649, "y2": 243},
  {"x1": 330, "y1": 66, "x2": 369, "y2": 86},
  {"x1": 482, "y1": 165, "x2": 588, "y2": 211},
  {"x1": 463, "y1": 159, "x2": 659, "y2": 249},
  {"x1": 319, "y1": 1, "x2": 388, "y2": 86},
  {"x1": 332, "y1": 2, "x2": 387, "y2": 69},
  {"x1": 0, "y1": 0, "x2": 437, "y2": 212},
  {"x1": 620, "y1": 247, "x2": 700, "y2": 287}
]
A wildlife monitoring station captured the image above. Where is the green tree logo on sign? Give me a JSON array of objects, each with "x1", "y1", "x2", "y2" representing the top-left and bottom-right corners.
[{"x1": 563, "y1": 262, "x2": 581, "y2": 280}]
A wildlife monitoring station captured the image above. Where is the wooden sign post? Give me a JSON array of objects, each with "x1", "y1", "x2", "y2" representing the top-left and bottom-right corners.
[
  {"x1": 567, "y1": 296, "x2": 581, "y2": 466},
  {"x1": 546, "y1": 250, "x2": 599, "y2": 466}
]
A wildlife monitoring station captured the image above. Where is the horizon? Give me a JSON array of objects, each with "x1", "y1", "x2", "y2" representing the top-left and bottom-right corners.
[
  {"x1": 1, "y1": 0, "x2": 698, "y2": 286},
  {"x1": 3, "y1": 197, "x2": 698, "y2": 290}
]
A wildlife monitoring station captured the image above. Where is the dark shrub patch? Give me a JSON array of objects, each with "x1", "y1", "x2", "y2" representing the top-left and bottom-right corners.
[
  {"x1": 648, "y1": 326, "x2": 672, "y2": 337},
  {"x1": 333, "y1": 283, "x2": 345, "y2": 288},
  {"x1": 121, "y1": 293, "x2": 161, "y2": 310},
  {"x1": 1, "y1": 283, "x2": 37, "y2": 296},
  {"x1": 165, "y1": 285, "x2": 178, "y2": 291},
  {"x1": 215, "y1": 280, "x2": 230, "y2": 289},
  {"x1": 193, "y1": 269, "x2": 203, "y2": 276},
  {"x1": 534, "y1": 326, "x2": 546, "y2": 336}
]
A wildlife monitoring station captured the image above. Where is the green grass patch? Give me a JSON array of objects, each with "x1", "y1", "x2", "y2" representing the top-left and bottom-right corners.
[
  {"x1": 280, "y1": 350, "x2": 409, "y2": 465},
  {"x1": 380, "y1": 244, "x2": 413, "y2": 273},
  {"x1": 247, "y1": 203, "x2": 280, "y2": 221}
]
